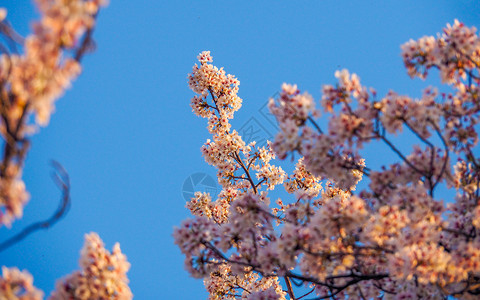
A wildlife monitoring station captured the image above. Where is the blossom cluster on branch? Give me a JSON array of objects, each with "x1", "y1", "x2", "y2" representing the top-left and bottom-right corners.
[
  {"x1": 175, "y1": 19, "x2": 480, "y2": 299},
  {"x1": 0, "y1": 0, "x2": 106, "y2": 228},
  {"x1": 1, "y1": 233, "x2": 132, "y2": 300},
  {"x1": 0, "y1": 2, "x2": 133, "y2": 299},
  {"x1": 0, "y1": 266, "x2": 44, "y2": 300},
  {"x1": 49, "y1": 233, "x2": 132, "y2": 300}
]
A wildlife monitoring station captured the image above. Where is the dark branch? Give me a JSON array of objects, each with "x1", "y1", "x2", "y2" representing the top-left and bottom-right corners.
[
  {"x1": 74, "y1": 14, "x2": 99, "y2": 63},
  {"x1": 0, "y1": 161, "x2": 71, "y2": 252}
]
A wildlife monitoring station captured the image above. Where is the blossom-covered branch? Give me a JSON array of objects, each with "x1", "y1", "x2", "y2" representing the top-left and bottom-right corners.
[
  {"x1": 175, "y1": 19, "x2": 480, "y2": 299},
  {"x1": 0, "y1": 2, "x2": 134, "y2": 300},
  {"x1": 0, "y1": 0, "x2": 106, "y2": 228}
]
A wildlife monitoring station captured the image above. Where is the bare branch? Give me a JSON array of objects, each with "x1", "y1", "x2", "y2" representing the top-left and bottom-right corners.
[
  {"x1": 0, "y1": 161, "x2": 71, "y2": 252},
  {"x1": 379, "y1": 134, "x2": 429, "y2": 177}
]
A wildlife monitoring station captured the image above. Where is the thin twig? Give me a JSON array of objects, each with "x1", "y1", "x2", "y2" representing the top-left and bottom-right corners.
[
  {"x1": 379, "y1": 134, "x2": 428, "y2": 177},
  {"x1": 233, "y1": 152, "x2": 258, "y2": 194},
  {"x1": 430, "y1": 121, "x2": 450, "y2": 191},
  {"x1": 308, "y1": 116, "x2": 323, "y2": 134}
]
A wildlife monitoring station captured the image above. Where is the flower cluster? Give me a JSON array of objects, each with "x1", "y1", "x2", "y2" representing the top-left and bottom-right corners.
[
  {"x1": 0, "y1": 177, "x2": 29, "y2": 227},
  {"x1": 50, "y1": 233, "x2": 132, "y2": 300},
  {"x1": 0, "y1": 234, "x2": 131, "y2": 300},
  {"x1": 267, "y1": 84, "x2": 317, "y2": 159},
  {"x1": 204, "y1": 264, "x2": 286, "y2": 300},
  {"x1": 283, "y1": 157, "x2": 322, "y2": 200},
  {"x1": 189, "y1": 50, "x2": 242, "y2": 127},
  {"x1": 0, "y1": 267, "x2": 43, "y2": 300},
  {"x1": 401, "y1": 19, "x2": 479, "y2": 84}
]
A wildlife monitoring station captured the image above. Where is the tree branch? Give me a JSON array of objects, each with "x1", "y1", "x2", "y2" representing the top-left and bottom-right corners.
[{"x1": 0, "y1": 161, "x2": 71, "y2": 252}]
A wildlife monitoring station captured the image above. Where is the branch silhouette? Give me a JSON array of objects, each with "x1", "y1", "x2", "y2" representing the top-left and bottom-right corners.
[{"x1": 0, "y1": 161, "x2": 71, "y2": 252}]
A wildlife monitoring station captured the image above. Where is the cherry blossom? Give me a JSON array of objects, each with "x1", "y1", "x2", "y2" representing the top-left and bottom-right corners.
[
  {"x1": 0, "y1": 233, "x2": 131, "y2": 300},
  {"x1": 0, "y1": 267, "x2": 43, "y2": 300},
  {"x1": 49, "y1": 233, "x2": 132, "y2": 300},
  {"x1": 176, "y1": 20, "x2": 480, "y2": 299}
]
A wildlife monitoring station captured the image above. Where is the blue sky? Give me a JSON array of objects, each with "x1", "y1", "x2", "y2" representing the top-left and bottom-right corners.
[{"x1": 0, "y1": 1, "x2": 479, "y2": 298}]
